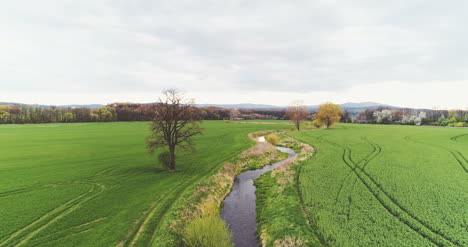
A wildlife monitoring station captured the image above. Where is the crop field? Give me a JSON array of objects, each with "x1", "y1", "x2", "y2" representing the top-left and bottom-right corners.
[
  {"x1": 0, "y1": 121, "x2": 288, "y2": 247},
  {"x1": 289, "y1": 124, "x2": 468, "y2": 246}
]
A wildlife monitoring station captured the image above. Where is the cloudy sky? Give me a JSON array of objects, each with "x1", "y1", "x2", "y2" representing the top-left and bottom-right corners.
[{"x1": 1, "y1": 0, "x2": 467, "y2": 109}]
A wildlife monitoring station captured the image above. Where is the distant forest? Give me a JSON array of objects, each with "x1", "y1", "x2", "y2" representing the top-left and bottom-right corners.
[
  {"x1": 0, "y1": 103, "x2": 466, "y2": 127},
  {"x1": 0, "y1": 103, "x2": 285, "y2": 124}
]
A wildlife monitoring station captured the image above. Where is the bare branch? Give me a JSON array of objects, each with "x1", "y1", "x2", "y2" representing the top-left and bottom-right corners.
[
  {"x1": 146, "y1": 89, "x2": 203, "y2": 170},
  {"x1": 286, "y1": 100, "x2": 309, "y2": 130}
]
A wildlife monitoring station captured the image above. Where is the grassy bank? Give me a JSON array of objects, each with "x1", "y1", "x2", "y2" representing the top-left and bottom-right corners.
[{"x1": 255, "y1": 133, "x2": 322, "y2": 247}]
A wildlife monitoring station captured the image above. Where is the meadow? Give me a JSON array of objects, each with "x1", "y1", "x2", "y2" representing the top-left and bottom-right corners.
[
  {"x1": 288, "y1": 124, "x2": 468, "y2": 246},
  {"x1": 0, "y1": 121, "x2": 289, "y2": 247}
]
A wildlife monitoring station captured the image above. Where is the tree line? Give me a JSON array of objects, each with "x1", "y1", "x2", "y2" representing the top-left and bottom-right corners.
[
  {"x1": 1, "y1": 103, "x2": 466, "y2": 127},
  {"x1": 0, "y1": 103, "x2": 290, "y2": 124}
]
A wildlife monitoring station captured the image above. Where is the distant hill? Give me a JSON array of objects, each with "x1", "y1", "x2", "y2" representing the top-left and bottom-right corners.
[
  {"x1": 59, "y1": 104, "x2": 104, "y2": 109},
  {"x1": 197, "y1": 102, "x2": 394, "y2": 113},
  {"x1": 196, "y1": 103, "x2": 285, "y2": 110},
  {"x1": 0, "y1": 102, "x2": 104, "y2": 109},
  {"x1": 339, "y1": 102, "x2": 391, "y2": 109}
]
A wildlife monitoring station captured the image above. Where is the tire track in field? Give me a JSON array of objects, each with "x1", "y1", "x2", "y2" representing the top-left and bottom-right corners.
[
  {"x1": 320, "y1": 137, "x2": 460, "y2": 247},
  {"x1": 342, "y1": 136, "x2": 382, "y2": 220},
  {"x1": 405, "y1": 136, "x2": 467, "y2": 173},
  {"x1": 13, "y1": 183, "x2": 105, "y2": 247},
  {"x1": 450, "y1": 134, "x2": 468, "y2": 142},
  {"x1": 0, "y1": 184, "x2": 63, "y2": 198},
  {"x1": 334, "y1": 136, "x2": 381, "y2": 205},
  {"x1": 0, "y1": 186, "x2": 93, "y2": 246},
  {"x1": 32, "y1": 228, "x2": 95, "y2": 247},
  {"x1": 26, "y1": 218, "x2": 106, "y2": 246},
  {"x1": 0, "y1": 188, "x2": 31, "y2": 198},
  {"x1": 0, "y1": 183, "x2": 105, "y2": 247}
]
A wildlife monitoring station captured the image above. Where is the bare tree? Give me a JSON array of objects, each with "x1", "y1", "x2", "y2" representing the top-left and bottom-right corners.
[
  {"x1": 286, "y1": 100, "x2": 308, "y2": 130},
  {"x1": 146, "y1": 89, "x2": 203, "y2": 171}
]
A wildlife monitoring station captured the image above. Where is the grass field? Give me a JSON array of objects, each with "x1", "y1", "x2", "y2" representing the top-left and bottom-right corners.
[
  {"x1": 288, "y1": 124, "x2": 468, "y2": 246},
  {"x1": 2, "y1": 121, "x2": 467, "y2": 247},
  {"x1": 0, "y1": 121, "x2": 289, "y2": 247}
]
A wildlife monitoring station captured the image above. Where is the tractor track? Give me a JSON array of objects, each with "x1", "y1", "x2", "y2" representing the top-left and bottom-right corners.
[
  {"x1": 450, "y1": 134, "x2": 468, "y2": 142},
  {"x1": 320, "y1": 136, "x2": 461, "y2": 247},
  {"x1": 0, "y1": 183, "x2": 105, "y2": 247},
  {"x1": 334, "y1": 136, "x2": 382, "y2": 205}
]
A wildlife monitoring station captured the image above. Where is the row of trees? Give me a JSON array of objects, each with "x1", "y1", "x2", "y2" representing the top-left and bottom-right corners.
[
  {"x1": 354, "y1": 108, "x2": 468, "y2": 127},
  {"x1": 286, "y1": 102, "x2": 343, "y2": 130},
  {"x1": 0, "y1": 103, "x2": 291, "y2": 124},
  {"x1": 0, "y1": 105, "x2": 96, "y2": 124},
  {"x1": 2, "y1": 103, "x2": 465, "y2": 128}
]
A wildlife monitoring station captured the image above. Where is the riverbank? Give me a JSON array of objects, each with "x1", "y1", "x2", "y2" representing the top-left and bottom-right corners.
[
  {"x1": 255, "y1": 133, "x2": 323, "y2": 247},
  {"x1": 221, "y1": 145, "x2": 297, "y2": 247}
]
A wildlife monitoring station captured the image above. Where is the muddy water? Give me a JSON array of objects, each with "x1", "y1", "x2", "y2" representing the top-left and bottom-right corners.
[{"x1": 221, "y1": 138, "x2": 297, "y2": 247}]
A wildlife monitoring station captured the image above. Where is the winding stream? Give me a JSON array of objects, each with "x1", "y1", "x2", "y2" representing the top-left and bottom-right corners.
[{"x1": 221, "y1": 137, "x2": 297, "y2": 247}]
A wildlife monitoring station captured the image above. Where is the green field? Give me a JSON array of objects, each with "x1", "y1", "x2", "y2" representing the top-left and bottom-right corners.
[
  {"x1": 2, "y1": 121, "x2": 467, "y2": 247},
  {"x1": 0, "y1": 121, "x2": 289, "y2": 247},
  {"x1": 288, "y1": 124, "x2": 468, "y2": 246}
]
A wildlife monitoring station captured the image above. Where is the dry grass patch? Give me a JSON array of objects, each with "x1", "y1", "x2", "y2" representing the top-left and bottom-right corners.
[
  {"x1": 273, "y1": 236, "x2": 309, "y2": 247},
  {"x1": 241, "y1": 142, "x2": 277, "y2": 158}
]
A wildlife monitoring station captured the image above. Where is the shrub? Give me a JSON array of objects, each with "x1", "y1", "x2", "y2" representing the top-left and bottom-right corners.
[
  {"x1": 266, "y1": 135, "x2": 279, "y2": 145},
  {"x1": 449, "y1": 122, "x2": 467, "y2": 127},
  {"x1": 158, "y1": 151, "x2": 173, "y2": 170},
  {"x1": 311, "y1": 120, "x2": 322, "y2": 128},
  {"x1": 184, "y1": 216, "x2": 233, "y2": 247}
]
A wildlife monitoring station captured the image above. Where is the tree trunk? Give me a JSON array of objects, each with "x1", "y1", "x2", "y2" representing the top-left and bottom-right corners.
[{"x1": 169, "y1": 146, "x2": 176, "y2": 171}]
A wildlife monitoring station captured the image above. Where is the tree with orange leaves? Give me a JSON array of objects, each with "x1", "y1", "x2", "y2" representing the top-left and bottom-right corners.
[{"x1": 315, "y1": 102, "x2": 343, "y2": 129}]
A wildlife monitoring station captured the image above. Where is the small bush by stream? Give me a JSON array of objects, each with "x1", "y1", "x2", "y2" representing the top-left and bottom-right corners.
[
  {"x1": 184, "y1": 210, "x2": 233, "y2": 247},
  {"x1": 266, "y1": 135, "x2": 279, "y2": 145}
]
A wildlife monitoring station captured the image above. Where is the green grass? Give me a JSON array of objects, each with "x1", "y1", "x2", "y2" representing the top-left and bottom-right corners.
[
  {"x1": 0, "y1": 121, "x2": 289, "y2": 247},
  {"x1": 183, "y1": 216, "x2": 233, "y2": 247},
  {"x1": 288, "y1": 124, "x2": 468, "y2": 246}
]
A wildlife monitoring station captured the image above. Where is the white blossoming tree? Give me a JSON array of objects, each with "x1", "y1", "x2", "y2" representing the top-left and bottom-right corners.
[{"x1": 373, "y1": 110, "x2": 393, "y2": 124}]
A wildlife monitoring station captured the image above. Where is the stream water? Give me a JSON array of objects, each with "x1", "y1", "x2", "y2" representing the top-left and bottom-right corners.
[{"x1": 221, "y1": 138, "x2": 297, "y2": 247}]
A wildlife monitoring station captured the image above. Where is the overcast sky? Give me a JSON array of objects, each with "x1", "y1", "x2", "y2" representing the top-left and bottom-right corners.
[{"x1": 1, "y1": 1, "x2": 467, "y2": 109}]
